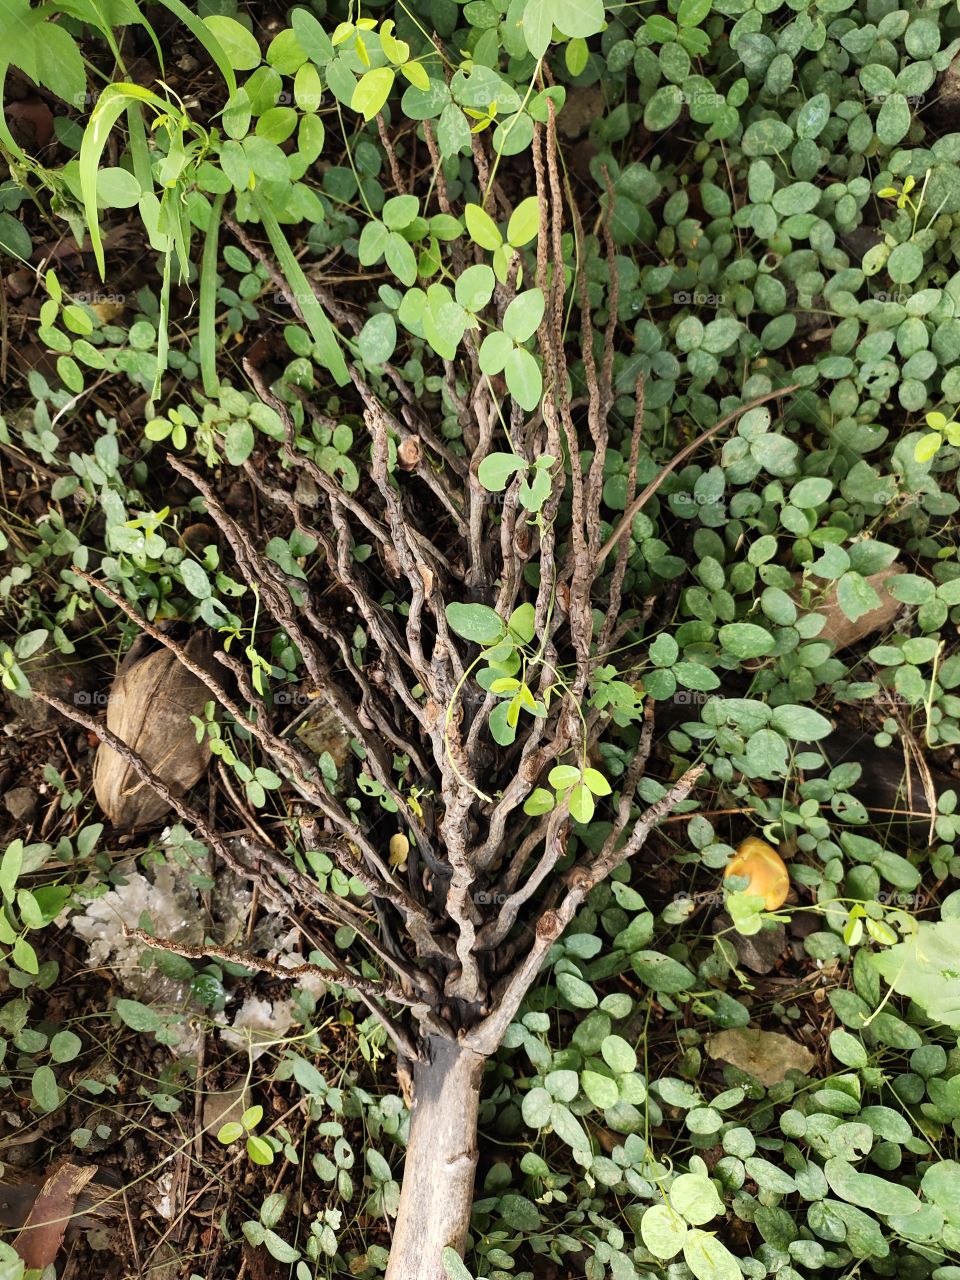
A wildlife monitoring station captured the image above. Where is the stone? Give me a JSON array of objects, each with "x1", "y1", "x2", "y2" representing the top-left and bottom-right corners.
[
  {"x1": 714, "y1": 911, "x2": 787, "y2": 975},
  {"x1": 3, "y1": 786, "x2": 37, "y2": 825}
]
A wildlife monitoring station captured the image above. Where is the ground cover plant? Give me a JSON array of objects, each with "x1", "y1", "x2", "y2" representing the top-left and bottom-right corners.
[{"x1": 1, "y1": 0, "x2": 960, "y2": 1276}]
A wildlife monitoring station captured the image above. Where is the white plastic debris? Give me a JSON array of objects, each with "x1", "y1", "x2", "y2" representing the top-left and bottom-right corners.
[
  {"x1": 71, "y1": 859, "x2": 202, "y2": 1003},
  {"x1": 218, "y1": 995, "x2": 296, "y2": 1059}
]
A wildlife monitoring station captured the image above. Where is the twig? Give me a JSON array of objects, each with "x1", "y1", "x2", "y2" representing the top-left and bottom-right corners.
[{"x1": 596, "y1": 384, "x2": 802, "y2": 567}]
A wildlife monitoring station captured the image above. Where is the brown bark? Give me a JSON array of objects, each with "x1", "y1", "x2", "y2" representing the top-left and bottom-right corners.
[{"x1": 385, "y1": 1037, "x2": 486, "y2": 1280}]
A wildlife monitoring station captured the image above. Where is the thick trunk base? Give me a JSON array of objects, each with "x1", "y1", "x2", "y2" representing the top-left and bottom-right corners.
[{"x1": 385, "y1": 1036, "x2": 486, "y2": 1280}]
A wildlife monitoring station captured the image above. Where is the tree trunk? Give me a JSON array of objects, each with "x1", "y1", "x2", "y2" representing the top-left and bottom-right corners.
[{"x1": 385, "y1": 1035, "x2": 486, "y2": 1280}]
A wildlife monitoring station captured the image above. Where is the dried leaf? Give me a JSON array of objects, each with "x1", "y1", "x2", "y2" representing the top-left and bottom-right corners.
[
  {"x1": 13, "y1": 1161, "x2": 97, "y2": 1270},
  {"x1": 706, "y1": 1028, "x2": 815, "y2": 1086}
]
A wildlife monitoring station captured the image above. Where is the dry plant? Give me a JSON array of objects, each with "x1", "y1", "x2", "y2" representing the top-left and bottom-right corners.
[{"x1": 38, "y1": 113, "x2": 711, "y2": 1279}]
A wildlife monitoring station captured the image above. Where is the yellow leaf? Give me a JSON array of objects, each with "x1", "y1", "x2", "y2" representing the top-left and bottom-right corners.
[{"x1": 401, "y1": 61, "x2": 430, "y2": 90}]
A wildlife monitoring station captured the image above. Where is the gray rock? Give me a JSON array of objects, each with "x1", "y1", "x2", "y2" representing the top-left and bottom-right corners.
[
  {"x1": 714, "y1": 911, "x2": 787, "y2": 975},
  {"x1": 3, "y1": 786, "x2": 37, "y2": 825}
]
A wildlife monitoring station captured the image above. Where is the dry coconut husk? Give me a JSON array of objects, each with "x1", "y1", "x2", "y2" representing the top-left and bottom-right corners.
[
  {"x1": 93, "y1": 632, "x2": 215, "y2": 830},
  {"x1": 794, "y1": 563, "x2": 902, "y2": 652}
]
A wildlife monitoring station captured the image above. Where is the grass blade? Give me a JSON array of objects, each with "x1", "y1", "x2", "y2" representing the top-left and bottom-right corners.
[
  {"x1": 200, "y1": 191, "x2": 225, "y2": 397},
  {"x1": 151, "y1": 0, "x2": 237, "y2": 96},
  {"x1": 79, "y1": 82, "x2": 167, "y2": 279},
  {"x1": 252, "y1": 193, "x2": 349, "y2": 387}
]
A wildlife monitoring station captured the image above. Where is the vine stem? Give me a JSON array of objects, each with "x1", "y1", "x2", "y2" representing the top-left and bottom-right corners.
[{"x1": 596, "y1": 382, "x2": 801, "y2": 568}]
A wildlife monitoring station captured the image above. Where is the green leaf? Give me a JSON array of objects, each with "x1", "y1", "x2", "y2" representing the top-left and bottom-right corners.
[
  {"x1": 829, "y1": 1029, "x2": 869, "y2": 1068},
  {"x1": 824, "y1": 1156, "x2": 922, "y2": 1217},
  {"x1": 358, "y1": 219, "x2": 389, "y2": 266},
  {"x1": 115, "y1": 998, "x2": 164, "y2": 1032},
  {"x1": 790, "y1": 476, "x2": 833, "y2": 507},
  {"x1": 683, "y1": 1230, "x2": 743, "y2": 1280},
  {"x1": 80, "y1": 84, "x2": 170, "y2": 279},
  {"x1": 876, "y1": 94, "x2": 911, "y2": 145},
  {"x1": 503, "y1": 289, "x2": 545, "y2": 343},
  {"x1": 180, "y1": 560, "x2": 212, "y2": 600},
  {"x1": 442, "y1": 1247, "x2": 476, "y2": 1280},
  {"x1": 478, "y1": 330, "x2": 514, "y2": 375},
  {"x1": 915, "y1": 432, "x2": 942, "y2": 462},
  {"x1": 385, "y1": 231, "x2": 418, "y2": 286},
  {"x1": 887, "y1": 241, "x2": 923, "y2": 285},
  {"x1": 744, "y1": 728, "x2": 788, "y2": 777},
  {"x1": 203, "y1": 15, "x2": 261, "y2": 70},
  {"x1": 0, "y1": 840, "x2": 22, "y2": 902},
  {"x1": 670, "y1": 1173, "x2": 725, "y2": 1225},
  {"x1": 478, "y1": 451, "x2": 527, "y2": 491},
  {"x1": 580, "y1": 1069, "x2": 618, "y2": 1107},
  {"x1": 548, "y1": 764, "x2": 581, "y2": 790},
  {"x1": 548, "y1": 0, "x2": 605, "y2": 39},
  {"x1": 437, "y1": 102, "x2": 471, "y2": 157},
  {"x1": 556, "y1": 971, "x2": 598, "y2": 1008},
  {"x1": 218, "y1": 1121, "x2": 244, "y2": 1144},
  {"x1": 247, "y1": 1134, "x2": 275, "y2": 1165},
  {"x1": 13, "y1": 935, "x2": 38, "y2": 974},
  {"x1": 257, "y1": 106, "x2": 297, "y2": 143},
  {"x1": 442, "y1": 1249, "x2": 476, "y2": 1280},
  {"x1": 569, "y1": 783, "x2": 595, "y2": 824},
  {"x1": 490, "y1": 700, "x2": 517, "y2": 745},
  {"x1": 523, "y1": 787, "x2": 555, "y2": 816},
  {"x1": 507, "y1": 196, "x2": 541, "y2": 247},
  {"x1": 294, "y1": 62, "x2": 323, "y2": 111},
  {"x1": 352, "y1": 66, "x2": 395, "y2": 121},
  {"x1": 456, "y1": 263, "x2": 496, "y2": 312},
  {"x1": 504, "y1": 347, "x2": 542, "y2": 411},
  {"x1": 224, "y1": 420, "x2": 255, "y2": 466},
  {"x1": 96, "y1": 167, "x2": 141, "y2": 209},
  {"x1": 382, "y1": 194, "x2": 420, "y2": 230},
  {"x1": 641, "y1": 1204, "x2": 688, "y2": 1260},
  {"x1": 499, "y1": 1193, "x2": 541, "y2": 1231},
  {"x1": 678, "y1": 0, "x2": 711, "y2": 25},
  {"x1": 508, "y1": 602, "x2": 536, "y2": 643},
  {"x1": 769, "y1": 704, "x2": 833, "y2": 741},
  {"x1": 358, "y1": 312, "x2": 397, "y2": 365},
  {"x1": 35, "y1": 23, "x2": 85, "y2": 104},
  {"x1": 797, "y1": 92, "x2": 831, "y2": 139},
  {"x1": 718, "y1": 622, "x2": 775, "y2": 660},
  {"x1": 32, "y1": 1064, "x2": 60, "y2": 1113},
  {"x1": 521, "y1": 0, "x2": 555, "y2": 56},
  {"x1": 582, "y1": 768, "x2": 611, "y2": 796},
  {"x1": 871, "y1": 921, "x2": 960, "y2": 1030},
  {"x1": 445, "y1": 602, "x2": 505, "y2": 644},
  {"x1": 632, "y1": 950, "x2": 696, "y2": 993},
  {"x1": 464, "y1": 203, "x2": 502, "y2": 250},
  {"x1": 837, "y1": 571, "x2": 882, "y2": 622},
  {"x1": 644, "y1": 85, "x2": 683, "y2": 131},
  {"x1": 565, "y1": 36, "x2": 588, "y2": 76}
]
